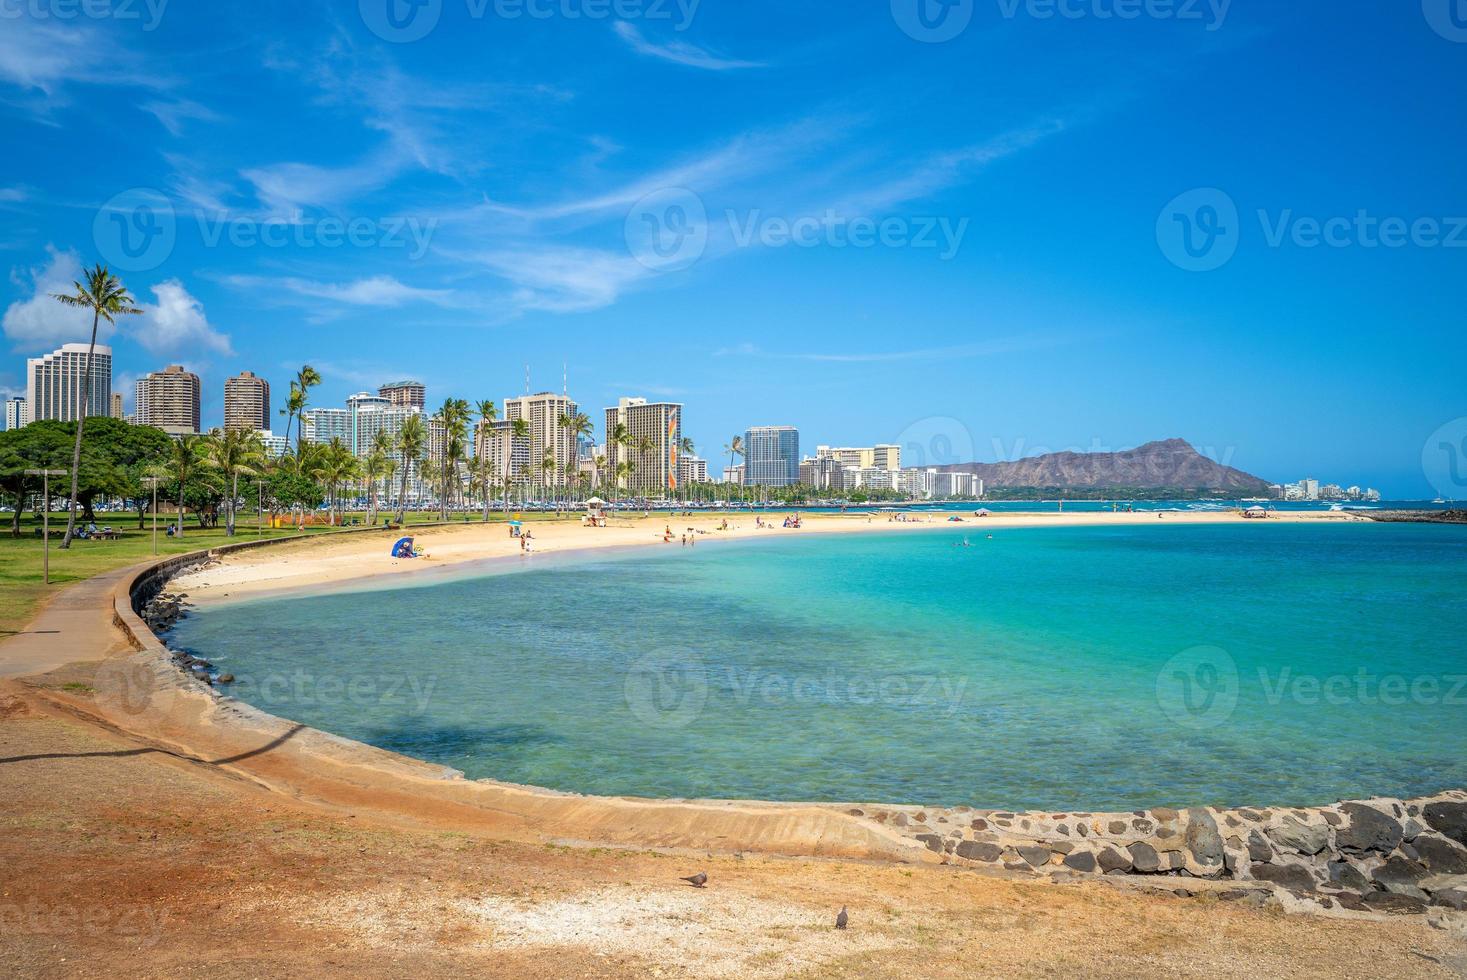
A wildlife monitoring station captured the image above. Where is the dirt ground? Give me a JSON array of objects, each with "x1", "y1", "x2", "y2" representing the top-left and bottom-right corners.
[{"x1": 3, "y1": 682, "x2": 1465, "y2": 979}]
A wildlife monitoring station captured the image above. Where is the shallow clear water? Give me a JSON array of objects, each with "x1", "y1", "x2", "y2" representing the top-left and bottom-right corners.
[{"x1": 171, "y1": 523, "x2": 1467, "y2": 811}]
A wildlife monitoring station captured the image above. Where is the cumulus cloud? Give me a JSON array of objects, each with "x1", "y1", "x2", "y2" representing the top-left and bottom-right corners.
[
  {"x1": 132, "y1": 280, "x2": 232, "y2": 356},
  {"x1": 2, "y1": 246, "x2": 101, "y2": 349}
]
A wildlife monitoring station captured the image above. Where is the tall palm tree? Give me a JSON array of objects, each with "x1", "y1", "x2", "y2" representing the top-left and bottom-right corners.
[
  {"x1": 168, "y1": 435, "x2": 206, "y2": 538},
  {"x1": 475, "y1": 399, "x2": 498, "y2": 521},
  {"x1": 507, "y1": 416, "x2": 530, "y2": 509},
  {"x1": 724, "y1": 435, "x2": 745, "y2": 506},
  {"x1": 393, "y1": 414, "x2": 426, "y2": 524},
  {"x1": 592, "y1": 453, "x2": 607, "y2": 491},
  {"x1": 560, "y1": 410, "x2": 593, "y2": 505},
  {"x1": 678, "y1": 436, "x2": 695, "y2": 502},
  {"x1": 362, "y1": 447, "x2": 387, "y2": 527},
  {"x1": 432, "y1": 398, "x2": 470, "y2": 520},
  {"x1": 285, "y1": 364, "x2": 322, "y2": 459},
  {"x1": 540, "y1": 449, "x2": 557, "y2": 508},
  {"x1": 207, "y1": 429, "x2": 266, "y2": 536},
  {"x1": 316, "y1": 437, "x2": 358, "y2": 525},
  {"x1": 50, "y1": 265, "x2": 143, "y2": 548},
  {"x1": 634, "y1": 435, "x2": 655, "y2": 504}
]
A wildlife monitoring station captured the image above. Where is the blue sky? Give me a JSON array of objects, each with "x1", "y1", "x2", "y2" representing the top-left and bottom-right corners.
[{"x1": 1, "y1": 0, "x2": 1464, "y2": 494}]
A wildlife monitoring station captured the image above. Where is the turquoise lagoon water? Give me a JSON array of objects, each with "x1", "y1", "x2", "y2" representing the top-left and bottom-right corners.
[{"x1": 169, "y1": 523, "x2": 1467, "y2": 811}]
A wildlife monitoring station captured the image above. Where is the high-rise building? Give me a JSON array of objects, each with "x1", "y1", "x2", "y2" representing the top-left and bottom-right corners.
[
  {"x1": 257, "y1": 430, "x2": 289, "y2": 457},
  {"x1": 744, "y1": 426, "x2": 800, "y2": 487},
  {"x1": 815, "y1": 444, "x2": 901, "y2": 471},
  {"x1": 301, "y1": 407, "x2": 352, "y2": 446},
  {"x1": 135, "y1": 365, "x2": 201, "y2": 436},
  {"x1": 604, "y1": 397, "x2": 682, "y2": 497},
  {"x1": 110, "y1": 392, "x2": 123, "y2": 419},
  {"x1": 225, "y1": 371, "x2": 271, "y2": 431},
  {"x1": 378, "y1": 380, "x2": 426, "y2": 411},
  {"x1": 4, "y1": 396, "x2": 27, "y2": 430},
  {"x1": 677, "y1": 455, "x2": 709, "y2": 486},
  {"x1": 503, "y1": 392, "x2": 580, "y2": 490},
  {"x1": 26, "y1": 343, "x2": 111, "y2": 423},
  {"x1": 475, "y1": 418, "x2": 531, "y2": 486}
]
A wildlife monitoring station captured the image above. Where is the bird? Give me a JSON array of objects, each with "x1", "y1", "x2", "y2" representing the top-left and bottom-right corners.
[
  {"x1": 835, "y1": 906, "x2": 848, "y2": 929},
  {"x1": 680, "y1": 871, "x2": 708, "y2": 888}
]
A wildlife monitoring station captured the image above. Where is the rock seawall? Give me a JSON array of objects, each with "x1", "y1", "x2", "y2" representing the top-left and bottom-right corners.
[{"x1": 849, "y1": 792, "x2": 1467, "y2": 914}]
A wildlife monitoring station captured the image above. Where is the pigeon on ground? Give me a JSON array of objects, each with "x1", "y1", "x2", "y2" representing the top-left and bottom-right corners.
[
  {"x1": 680, "y1": 871, "x2": 708, "y2": 888},
  {"x1": 835, "y1": 906, "x2": 848, "y2": 929}
]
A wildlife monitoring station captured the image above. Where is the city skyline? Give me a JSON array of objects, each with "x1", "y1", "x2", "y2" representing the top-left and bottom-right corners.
[{"x1": 1, "y1": 4, "x2": 1463, "y2": 494}]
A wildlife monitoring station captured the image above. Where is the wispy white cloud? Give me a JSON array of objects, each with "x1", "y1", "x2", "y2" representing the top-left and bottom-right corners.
[
  {"x1": 612, "y1": 22, "x2": 763, "y2": 71},
  {"x1": 474, "y1": 246, "x2": 652, "y2": 314},
  {"x1": 0, "y1": 18, "x2": 167, "y2": 115},
  {"x1": 142, "y1": 98, "x2": 222, "y2": 137},
  {"x1": 0, "y1": 186, "x2": 28, "y2": 203},
  {"x1": 1, "y1": 246, "x2": 100, "y2": 349},
  {"x1": 133, "y1": 280, "x2": 233, "y2": 356},
  {"x1": 225, "y1": 274, "x2": 460, "y2": 309}
]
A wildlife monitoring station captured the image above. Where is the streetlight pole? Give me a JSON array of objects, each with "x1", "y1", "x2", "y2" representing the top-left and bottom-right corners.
[
  {"x1": 257, "y1": 477, "x2": 264, "y2": 537},
  {"x1": 141, "y1": 476, "x2": 160, "y2": 556},
  {"x1": 25, "y1": 469, "x2": 67, "y2": 585}
]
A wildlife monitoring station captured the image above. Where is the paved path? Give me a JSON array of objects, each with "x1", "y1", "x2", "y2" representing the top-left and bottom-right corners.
[{"x1": 0, "y1": 564, "x2": 143, "y2": 679}]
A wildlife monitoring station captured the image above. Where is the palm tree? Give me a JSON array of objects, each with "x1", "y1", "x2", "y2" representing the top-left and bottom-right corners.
[
  {"x1": 592, "y1": 453, "x2": 607, "y2": 491},
  {"x1": 207, "y1": 429, "x2": 266, "y2": 536},
  {"x1": 393, "y1": 414, "x2": 426, "y2": 524},
  {"x1": 362, "y1": 448, "x2": 387, "y2": 527},
  {"x1": 634, "y1": 435, "x2": 655, "y2": 504},
  {"x1": 540, "y1": 449, "x2": 557, "y2": 508},
  {"x1": 475, "y1": 400, "x2": 498, "y2": 521},
  {"x1": 678, "y1": 436, "x2": 695, "y2": 502},
  {"x1": 724, "y1": 435, "x2": 745, "y2": 506},
  {"x1": 507, "y1": 416, "x2": 530, "y2": 509},
  {"x1": 50, "y1": 265, "x2": 143, "y2": 548},
  {"x1": 560, "y1": 410, "x2": 593, "y2": 505},
  {"x1": 284, "y1": 364, "x2": 321, "y2": 460},
  {"x1": 315, "y1": 437, "x2": 358, "y2": 525},
  {"x1": 432, "y1": 398, "x2": 470, "y2": 520},
  {"x1": 168, "y1": 435, "x2": 206, "y2": 537}
]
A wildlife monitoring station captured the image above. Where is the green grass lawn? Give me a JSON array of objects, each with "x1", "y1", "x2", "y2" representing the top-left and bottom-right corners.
[{"x1": 0, "y1": 509, "x2": 552, "y2": 635}]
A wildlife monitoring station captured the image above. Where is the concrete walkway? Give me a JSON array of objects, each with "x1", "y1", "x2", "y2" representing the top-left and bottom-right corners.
[{"x1": 0, "y1": 564, "x2": 143, "y2": 678}]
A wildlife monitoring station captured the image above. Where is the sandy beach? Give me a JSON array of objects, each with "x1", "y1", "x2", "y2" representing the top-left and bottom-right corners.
[{"x1": 171, "y1": 508, "x2": 1367, "y2": 606}]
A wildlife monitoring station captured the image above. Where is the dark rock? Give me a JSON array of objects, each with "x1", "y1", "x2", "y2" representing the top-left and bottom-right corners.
[
  {"x1": 1267, "y1": 817, "x2": 1329, "y2": 855},
  {"x1": 1075, "y1": 823, "x2": 1087, "y2": 837},
  {"x1": 1361, "y1": 891, "x2": 1427, "y2": 914},
  {"x1": 1372, "y1": 855, "x2": 1428, "y2": 896},
  {"x1": 1160, "y1": 850, "x2": 1186, "y2": 871},
  {"x1": 1055, "y1": 823, "x2": 1069, "y2": 836},
  {"x1": 1333, "y1": 891, "x2": 1366, "y2": 911},
  {"x1": 1399, "y1": 842, "x2": 1420, "y2": 861},
  {"x1": 1062, "y1": 851, "x2": 1097, "y2": 873},
  {"x1": 1430, "y1": 888, "x2": 1467, "y2": 910},
  {"x1": 1322, "y1": 811, "x2": 1342, "y2": 827},
  {"x1": 1223, "y1": 838, "x2": 1243, "y2": 873},
  {"x1": 1129, "y1": 842, "x2": 1162, "y2": 873},
  {"x1": 1151, "y1": 807, "x2": 1179, "y2": 823},
  {"x1": 1017, "y1": 845, "x2": 1050, "y2": 869},
  {"x1": 916, "y1": 834, "x2": 944, "y2": 853},
  {"x1": 1247, "y1": 830, "x2": 1274, "y2": 863},
  {"x1": 1327, "y1": 860, "x2": 1370, "y2": 891},
  {"x1": 1337, "y1": 803, "x2": 1403, "y2": 853},
  {"x1": 970, "y1": 818, "x2": 988, "y2": 831},
  {"x1": 1051, "y1": 841, "x2": 1076, "y2": 855},
  {"x1": 1097, "y1": 847, "x2": 1132, "y2": 873},
  {"x1": 216, "y1": 674, "x2": 235, "y2": 684},
  {"x1": 847, "y1": 808, "x2": 864, "y2": 817},
  {"x1": 1423, "y1": 802, "x2": 1467, "y2": 846},
  {"x1": 892, "y1": 813, "x2": 909, "y2": 827},
  {"x1": 955, "y1": 841, "x2": 1002, "y2": 862},
  {"x1": 1108, "y1": 821, "x2": 1127, "y2": 835},
  {"x1": 1250, "y1": 862, "x2": 1315, "y2": 893},
  {"x1": 1184, "y1": 809, "x2": 1224, "y2": 870},
  {"x1": 1131, "y1": 819, "x2": 1153, "y2": 834}
]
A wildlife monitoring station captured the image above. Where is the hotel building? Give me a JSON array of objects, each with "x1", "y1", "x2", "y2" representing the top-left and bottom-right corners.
[
  {"x1": 135, "y1": 365, "x2": 201, "y2": 436},
  {"x1": 604, "y1": 397, "x2": 683, "y2": 496},
  {"x1": 677, "y1": 455, "x2": 710, "y2": 486},
  {"x1": 26, "y1": 343, "x2": 111, "y2": 423},
  {"x1": 504, "y1": 392, "x2": 580, "y2": 489},
  {"x1": 744, "y1": 426, "x2": 800, "y2": 487},
  {"x1": 378, "y1": 380, "x2": 426, "y2": 411},
  {"x1": 815, "y1": 444, "x2": 901, "y2": 471},
  {"x1": 4, "y1": 395, "x2": 26, "y2": 430},
  {"x1": 110, "y1": 392, "x2": 124, "y2": 419},
  {"x1": 224, "y1": 371, "x2": 271, "y2": 431}
]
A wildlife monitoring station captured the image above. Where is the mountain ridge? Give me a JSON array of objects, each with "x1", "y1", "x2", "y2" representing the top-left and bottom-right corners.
[{"x1": 934, "y1": 438, "x2": 1273, "y2": 493}]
